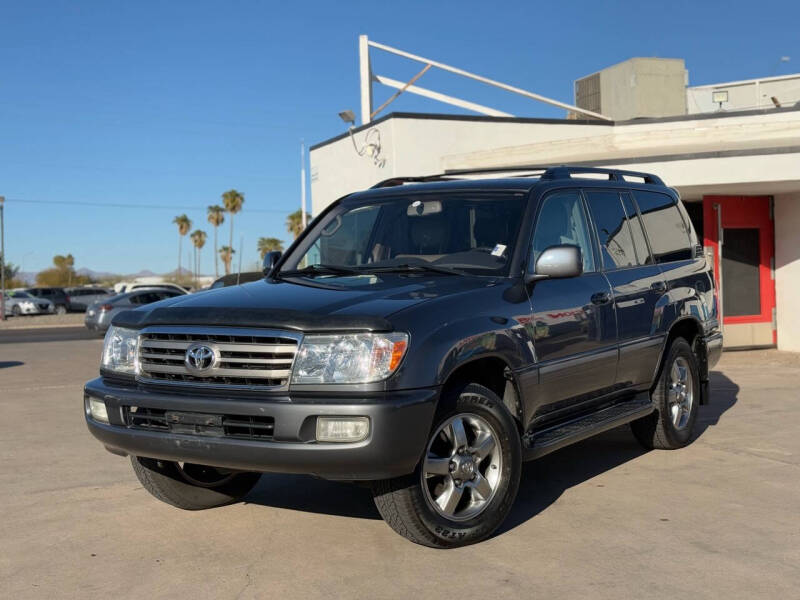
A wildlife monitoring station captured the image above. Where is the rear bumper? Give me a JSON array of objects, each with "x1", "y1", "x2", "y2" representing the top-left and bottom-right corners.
[{"x1": 84, "y1": 378, "x2": 438, "y2": 480}]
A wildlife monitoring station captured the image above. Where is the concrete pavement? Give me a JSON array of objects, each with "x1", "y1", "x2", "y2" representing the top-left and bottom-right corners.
[{"x1": 1, "y1": 339, "x2": 798, "y2": 599}]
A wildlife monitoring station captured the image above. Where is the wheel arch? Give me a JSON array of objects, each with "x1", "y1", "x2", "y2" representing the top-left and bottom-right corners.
[
  {"x1": 654, "y1": 316, "x2": 709, "y2": 405},
  {"x1": 438, "y1": 355, "x2": 524, "y2": 436}
]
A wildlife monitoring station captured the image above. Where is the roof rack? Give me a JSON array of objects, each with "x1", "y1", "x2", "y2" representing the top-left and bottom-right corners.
[
  {"x1": 540, "y1": 166, "x2": 664, "y2": 185},
  {"x1": 370, "y1": 165, "x2": 664, "y2": 189},
  {"x1": 370, "y1": 175, "x2": 461, "y2": 189}
]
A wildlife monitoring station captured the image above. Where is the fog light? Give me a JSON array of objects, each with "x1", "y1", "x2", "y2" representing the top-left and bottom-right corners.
[
  {"x1": 88, "y1": 397, "x2": 109, "y2": 424},
  {"x1": 316, "y1": 416, "x2": 369, "y2": 443}
]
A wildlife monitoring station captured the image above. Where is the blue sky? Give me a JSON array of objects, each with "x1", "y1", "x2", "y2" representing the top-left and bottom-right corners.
[{"x1": 2, "y1": 0, "x2": 797, "y2": 276}]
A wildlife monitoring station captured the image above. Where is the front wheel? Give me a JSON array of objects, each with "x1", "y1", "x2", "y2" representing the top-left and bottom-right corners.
[
  {"x1": 130, "y1": 456, "x2": 261, "y2": 510},
  {"x1": 11, "y1": 305, "x2": 21, "y2": 316},
  {"x1": 55, "y1": 304, "x2": 67, "y2": 315},
  {"x1": 372, "y1": 383, "x2": 521, "y2": 548}
]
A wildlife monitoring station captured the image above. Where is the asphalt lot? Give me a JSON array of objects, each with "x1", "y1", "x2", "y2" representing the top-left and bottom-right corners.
[{"x1": 1, "y1": 339, "x2": 798, "y2": 599}]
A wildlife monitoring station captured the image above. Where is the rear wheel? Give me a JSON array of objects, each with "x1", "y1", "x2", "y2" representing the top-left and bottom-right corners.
[
  {"x1": 130, "y1": 456, "x2": 261, "y2": 510},
  {"x1": 372, "y1": 383, "x2": 521, "y2": 548},
  {"x1": 631, "y1": 338, "x2": 700, "y2": 450}
]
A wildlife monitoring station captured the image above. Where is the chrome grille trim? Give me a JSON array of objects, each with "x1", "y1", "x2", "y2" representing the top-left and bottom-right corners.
[{"x1": 135, "y1": 326, "x2": 302, "y2": 390}]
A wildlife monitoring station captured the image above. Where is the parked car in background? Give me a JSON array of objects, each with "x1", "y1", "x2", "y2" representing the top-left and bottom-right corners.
[
  {"x1": 85, "y1": 288, "x2": 186, "y2": 333},
  {"x1": 25, "y1": 287, "x2": 70, "y2": 314},
  {"x1": 114, "y1": 282, "x2": 191, "y2": 295},
  {"x1": 207, "y1": 272, "x2": 262, "y2": 290},
  {"x1": 65, "y1": 287, "x2": 113, "y2": 312},
  {"x1": 3, "y1": 290, "x2": 55, "y2": 316}
]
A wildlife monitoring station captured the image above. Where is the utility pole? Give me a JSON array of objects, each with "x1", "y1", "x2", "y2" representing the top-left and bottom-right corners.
[
  {"x1": 0, "y1": 196, "x2": 5, "y2": 321},
  {"x1": 300, "y1": 140, "x2": 307, "y2": 230}
]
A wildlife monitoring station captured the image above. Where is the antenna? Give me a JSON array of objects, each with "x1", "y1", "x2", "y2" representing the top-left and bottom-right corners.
[
  {"x1": 300, "y1": 140, "x2": 307, "y2": 230},
  {"x1": 236, "y1": 234, "x2": 244, "y2": 285}
]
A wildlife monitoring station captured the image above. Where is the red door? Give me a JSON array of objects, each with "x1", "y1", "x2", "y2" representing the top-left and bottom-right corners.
[{"x1": 703, "y1": 196, "x2": 775, "y2": 348}]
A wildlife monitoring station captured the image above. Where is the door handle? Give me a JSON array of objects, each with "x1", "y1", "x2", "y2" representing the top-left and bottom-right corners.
[
  {"x1": 651, "y1": 281, "x2": 667, "y2": 294},
  {"x1": 591, "y1": 292, "x2": 612, "y2": 305}
]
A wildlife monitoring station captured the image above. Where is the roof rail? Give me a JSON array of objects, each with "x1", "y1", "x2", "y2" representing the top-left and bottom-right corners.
[
  {"x1": 370, "y1": 165, "x2": 665, "y2": 188},
  {"x1": 541, "y1": 166, "x2": 664, "y2": 185},
  {"x1": 370, "y1": 175, "x2": 461, "y2": 189}
]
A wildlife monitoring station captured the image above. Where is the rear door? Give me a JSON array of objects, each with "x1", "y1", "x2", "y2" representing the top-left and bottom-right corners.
[
  {"x1": 584, "y1": 189, "x2": 666, "y2": 390},
  {"x1": 526, "y1": 188, "x2": 618, "y2": 422}
]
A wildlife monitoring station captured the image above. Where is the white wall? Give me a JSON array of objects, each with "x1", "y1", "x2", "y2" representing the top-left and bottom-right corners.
[{"x1": 774, "y1": 193, "x2": 800, "y2": 352}]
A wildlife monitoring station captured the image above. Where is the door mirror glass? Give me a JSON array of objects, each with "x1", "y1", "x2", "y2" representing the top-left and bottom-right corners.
[
  {"x1": 534, "y1": 244, "x2": 583, "y2": 279},
  {"x1": 263, "y1": 251, "x2": 282, "y2": 276}
]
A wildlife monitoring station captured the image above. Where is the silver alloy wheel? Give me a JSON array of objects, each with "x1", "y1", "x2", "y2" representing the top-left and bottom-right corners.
[
  {"x1": 421, "y1": 413, "x2": 503, "y2": 522},
  {"x1": 668, "y1": 356, "x2": 694, "y2": 430}
]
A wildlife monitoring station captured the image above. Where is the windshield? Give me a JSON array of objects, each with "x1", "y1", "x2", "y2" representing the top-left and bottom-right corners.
[
  {"x1": 282, "y1": 192, "x2": 526, "y2": 277},
  {"x1": 10, "y1": 291, "x2": 34, "y2": 299}
]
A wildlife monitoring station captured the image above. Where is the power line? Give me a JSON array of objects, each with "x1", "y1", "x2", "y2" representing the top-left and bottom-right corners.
[{"x1": 4, "y1": 197, "x2": 290, "y2": 214}]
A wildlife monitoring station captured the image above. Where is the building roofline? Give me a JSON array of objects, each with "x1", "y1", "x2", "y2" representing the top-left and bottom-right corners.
[
  {"x1": 309, "y1": 112, "x2": 611, "y2": 152},
  {"x1": 310, "y1": 106, "x2": 800, "y2": 152},
  {"x1": 689, "y1": 71, "x2": 800, "y2": 90}
]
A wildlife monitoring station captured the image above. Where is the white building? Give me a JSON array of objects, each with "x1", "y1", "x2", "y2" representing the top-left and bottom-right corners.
[{"x1": 309, "y1": 52, "x2": 800, "y2": 352}]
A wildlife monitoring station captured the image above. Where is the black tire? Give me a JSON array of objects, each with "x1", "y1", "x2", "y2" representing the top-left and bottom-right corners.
[
  {"x1": 130, "y1": 456, "x2": 261, "y2": 510},
  {"x1": 631, "y1": 338, "x2": 700, "y2": 450},
  {"x1": 55, "y1": 304, "x2": 67, "y2": 315},
  {"x1": 372, "y1": 383, "x2": 522, "y2": 548},
  {"x1": 11, "y1": 305, "x2": 21, "y2": 316}
]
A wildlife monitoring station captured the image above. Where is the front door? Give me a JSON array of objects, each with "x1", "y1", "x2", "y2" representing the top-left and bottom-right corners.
[
  {"x1": 703, "y1": 196, "x2": 775, "y2": 348},
  {"x1": 527, "y1": 189, "x2": 617, "y2": 425}
]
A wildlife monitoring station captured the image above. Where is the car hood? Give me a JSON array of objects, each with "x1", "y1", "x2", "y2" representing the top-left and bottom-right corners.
[{"x1": 111, "y1": 275, "x2": 501, "y2": 332}]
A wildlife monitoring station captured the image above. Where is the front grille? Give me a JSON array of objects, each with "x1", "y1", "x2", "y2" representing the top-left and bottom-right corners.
[
  {"x1": 124, "y1": 406, "x2": 275, "y2": 440},
  {"x1": 38, "y1": 303, "x2": 49, "y2": 310},
  {"x1": 136, "y1": 327, "x2": 300, "y2": 389}
]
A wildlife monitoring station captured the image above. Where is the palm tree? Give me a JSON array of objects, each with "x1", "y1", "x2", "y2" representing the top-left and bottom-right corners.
[
  {"x1": 190, "y1": 229, "x2": 207, "y2": 286},
  {"x1": 257, "y1": 237, "x2": 284, "y2": 259},
  {"x1": 219, "y1": 245, "x2": 235, "y2": 276},
  {"x1": 207, "y1": 205, "x2": 225, "y2": 278},
  {"x1": 221, "y1": 190, "x2": 244, "y2": 258},
  {"x1": 172, "y1": 214, "x2": 192, "y2": 282},
  {"x1": 286, "y1": 209, "x2": 310, "y2": 239}
]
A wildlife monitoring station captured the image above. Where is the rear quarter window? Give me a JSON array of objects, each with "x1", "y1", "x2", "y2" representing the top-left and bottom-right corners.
[{"x1": 633, "y1": 191, "x2": 692, "y2": 263}]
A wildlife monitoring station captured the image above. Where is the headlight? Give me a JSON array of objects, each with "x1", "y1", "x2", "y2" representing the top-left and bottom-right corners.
[
  {"x1": 101, "y1": 326, "x2": 139, "y2": 374},
  {"x1": 292, "y1": 332, "x2": 408, "y2": 384}
]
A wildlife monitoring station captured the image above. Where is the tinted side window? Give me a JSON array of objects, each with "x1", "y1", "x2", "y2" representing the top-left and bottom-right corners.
[
  {"x1": 621, "y1": 193, "x2": 653, "y2": 265},
  {"x1": 585, "y1": 190, "x2": 638, "y2": 269},
  {"x1": 530, "y1": 190, "x2": 595, "y2": 273},
  {"x1": 633, "y1": 191, "x2": 692, "y2": 262}
]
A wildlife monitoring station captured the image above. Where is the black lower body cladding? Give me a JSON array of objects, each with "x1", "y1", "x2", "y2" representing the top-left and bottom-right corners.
[{"x1": 84, "y1": 378, "x2": 437, "y2": 480}]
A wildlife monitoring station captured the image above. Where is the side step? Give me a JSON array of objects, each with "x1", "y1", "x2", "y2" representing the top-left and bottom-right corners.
[{"x1": 523, "y1": 393, "x2": 653, "y2": 460}]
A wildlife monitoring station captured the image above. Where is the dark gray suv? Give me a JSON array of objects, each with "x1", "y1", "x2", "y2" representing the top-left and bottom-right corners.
[{"x1": 84, "y1": 166, "x2": 722, "y2": 548}]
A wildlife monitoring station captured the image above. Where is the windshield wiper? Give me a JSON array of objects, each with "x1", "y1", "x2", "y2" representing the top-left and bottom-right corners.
[
  {"x1": 359, "y1": 263, "x2": 464, "y2": 276},
  {"x1": 278, "y1": 264, "x2": 363, "y2": 278}
]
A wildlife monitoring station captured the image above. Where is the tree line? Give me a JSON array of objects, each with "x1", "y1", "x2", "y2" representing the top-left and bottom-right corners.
[{"x1": 172, "y1": 190, "x2": 310, "y2": 283}]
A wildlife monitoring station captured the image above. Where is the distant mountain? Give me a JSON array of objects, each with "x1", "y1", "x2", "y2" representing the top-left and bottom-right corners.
[
  {"x1": 16, "y1": 271, "x2": 37, "y2": 285},
  {"x1": 76, "y1": 267, "x2": 117, "y2": 280},
  {"x1": 16, "y1": 266, "x2": 207, "y2": 286}
]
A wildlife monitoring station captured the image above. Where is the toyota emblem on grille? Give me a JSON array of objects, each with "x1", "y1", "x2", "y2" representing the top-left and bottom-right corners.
[{"x1": 184, "y1": 343, "x2": 217, "y2": 373}]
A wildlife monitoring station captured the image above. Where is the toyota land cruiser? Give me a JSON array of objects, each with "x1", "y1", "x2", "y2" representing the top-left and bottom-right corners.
[{"x1": 84, "y1": 166, "x2": 722, "y2": 547}]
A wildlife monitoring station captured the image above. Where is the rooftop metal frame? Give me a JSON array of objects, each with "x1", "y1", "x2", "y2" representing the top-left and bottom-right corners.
[{"x1": 358, "y1": 36, "x2": 612, "y2": 125}]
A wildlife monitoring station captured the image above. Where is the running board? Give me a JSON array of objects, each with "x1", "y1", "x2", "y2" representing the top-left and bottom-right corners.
[{"x1": 523, "y1": 394, "x2": 653, "y2": 460}]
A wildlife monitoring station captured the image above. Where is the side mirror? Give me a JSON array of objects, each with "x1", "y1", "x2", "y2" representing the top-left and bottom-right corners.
[
  {"x1": 525, "y1": 244, "x2": 583, "y2": 284},
  {"x1": 262, "y1": 251, "x2": 282, "y2": 277}
]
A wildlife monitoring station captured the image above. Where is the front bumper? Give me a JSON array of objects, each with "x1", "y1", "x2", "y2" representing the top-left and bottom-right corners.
[{"x1": 84, "y1": 378, "x2": 438, "y2": 480}]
